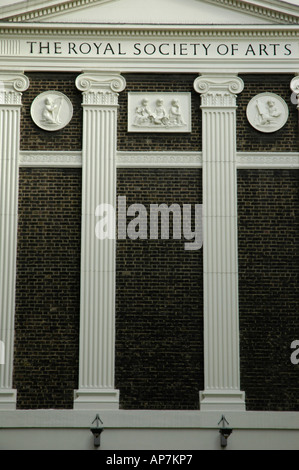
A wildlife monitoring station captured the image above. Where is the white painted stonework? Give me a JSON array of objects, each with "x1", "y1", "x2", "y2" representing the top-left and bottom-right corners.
[
  {"x1": 194, "y1": 74, "x2": 246, "y2": 411},
  {"x1": 0, "y1": 72, "x2": 29, "y2": 410},
  {"x1": 0, "y1": 341, "x2": 4, "y2": 365},
  {"x1": 128, "y1": 93, "x2": 191, "y2": 133},
  {"x1": 0, "y1": 0, "x2": 298, "y2": 451},
  {"x1": 1, "y1": 0, "x2": 299, "y2": 24},
  {"x1": 246, "y1": 92, "x2": 289, "y2": 133},
  {"x1": 0, "y1": 37, "x2": 298, "y2": 74},
  {"x1": 18, "y1": 150, "x2": 299, "y2": 169},
  {"x1": 30, "y1": 90, "x2": 73, "y2": 131},
  {"x1": 74, "y1": 72, "x2": 126, "y2": 410},
  {"x1": 0, "y1": 1, "x2": 299, "y2": 74}
]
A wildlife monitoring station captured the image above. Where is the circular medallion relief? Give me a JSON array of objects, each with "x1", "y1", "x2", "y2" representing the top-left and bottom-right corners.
[
  {"x1": 246, "y1": 93, "x2": 289, "y2": 133},
  {"x1": 31, "y1": 91, "x2": 73, "y2": 131}
]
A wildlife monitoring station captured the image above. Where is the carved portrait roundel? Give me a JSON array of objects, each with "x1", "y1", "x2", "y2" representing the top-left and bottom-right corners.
[
  {"x1": 30, "y1": 91, "x2": 73, "y2": 131},
  {"x1": 246, "y1": 92, "x2": 289, "y2": 134}
]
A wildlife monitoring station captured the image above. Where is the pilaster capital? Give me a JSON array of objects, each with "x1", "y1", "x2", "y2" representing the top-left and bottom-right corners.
[
  {"x1": 0, "y1": 72, "x2": 29, "y2": 105},
  {"x1": 75, "y1": 72, "x2": 126, "y2": 106},
  {"x1": 194, "y1": 74, "x2": 244, "y2": 108}
]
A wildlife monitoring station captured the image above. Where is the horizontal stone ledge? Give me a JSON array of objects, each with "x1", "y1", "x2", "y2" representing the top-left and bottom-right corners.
[
  {"x1": 0, "y1": 409, "x2": 299, "y2": 430},
  {"x1": 18, "y1": 151, "x2": 299, "y2": 169}
]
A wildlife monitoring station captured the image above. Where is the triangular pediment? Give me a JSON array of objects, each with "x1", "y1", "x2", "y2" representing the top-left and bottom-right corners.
[{"x1": 0, "y1": 0, "x2": 299, "y2": 24}]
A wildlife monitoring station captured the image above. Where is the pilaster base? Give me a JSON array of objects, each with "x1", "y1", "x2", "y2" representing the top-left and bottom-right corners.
[
  {"x1": 73, "y1": 389, "x2": 120, "y2": 410},
  {"x1": 200, "y1": 390, "x2": 246, "y2": 411},
  {"x1": 0, "y1": 389, "x2": 17, "y2": 410}
]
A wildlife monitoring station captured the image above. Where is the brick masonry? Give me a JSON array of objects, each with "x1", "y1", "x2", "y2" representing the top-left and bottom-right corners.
[
  {"x1": 13, "y1": 72, "x2": 298, "y2": 410},
  {"x1": 14, "y1": 168, "x2": 81, "y2": 409},
  {"x1": 20, "y1": 72, "x2": 82, "y2": 151},
  {"x1": 238, "y1": 169, "x2": 299, "y2": 411},
  {"x1": 237, "y1": 74, "x2": 298, "y2": 153},
  {"x1": 118, "y1": 74, "x2": 201, "y2": 152},
  {"x1": 116, "y1": 169, "x2": 204, "y2": 410}
]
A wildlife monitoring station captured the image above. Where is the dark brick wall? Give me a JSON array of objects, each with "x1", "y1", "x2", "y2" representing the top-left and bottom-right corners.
[
  {"x1": 118, "y1": 74, "x2": 201, "y2": 152},
  {"x1": 14, "y1": 167, "x2": 203, "y2": 410},
  {"x1": 14, "y1": 72, "x2": 298, "y2": 411},
  {"x1": 238, "y1": 169, "x2": 299, "y2": 411},
  {"x1": 237, "y1": 74, "x2": 298, "y2": 152},
  {"x1": 115, "y1": 169, "x2": 204, "y2": 409},
  {"x1": 14, "y1": 168, "x2": 81, "y2": 409},
  {"x1": 20, "y1": 73, "x2": 298, "y2": 154},
  {"x1": 20, "y1": 73, "x2": 82, "y2": 151}
]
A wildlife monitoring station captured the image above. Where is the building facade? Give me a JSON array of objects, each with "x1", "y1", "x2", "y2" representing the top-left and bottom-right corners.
[{"x1": 0, "y1": 0, "x2": 298, "y2": 450}]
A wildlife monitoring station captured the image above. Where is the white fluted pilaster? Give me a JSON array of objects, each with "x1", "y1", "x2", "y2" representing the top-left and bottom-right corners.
[
  {"x1": 0, "y1": 72, "x2": 29, "y2": 410},
  {"x1": 194, "y1": 74, "x2": 246, "y2": 411},
  {"x1": 74, "y1": 73, "x2": 126, "y2": 409},
  {"x1": 291, "y1": 76, "x2": 299, "y2": 142}
]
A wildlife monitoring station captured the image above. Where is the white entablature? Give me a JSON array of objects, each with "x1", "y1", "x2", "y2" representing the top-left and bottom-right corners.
[{"x1": 0, "y1": 0, "x2": 299, "y2": 24}]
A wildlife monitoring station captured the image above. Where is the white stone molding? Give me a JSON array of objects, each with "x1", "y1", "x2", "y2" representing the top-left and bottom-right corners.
[
  {"x1": 4, "y1": 0, "x2": 106, "y2": 23},
  {"x1": 0, "y1": 71, "x2": 29, "y2": 410},
  {"x1": 1, "y1": 23, "x2": 299, "y2": 38},
  {"x1": 117, "y1": 151, "x2": 202, "y2": 168},
  {"x1": 207, "y1": 0, "x2": 299, "y2": 25},
  {"x1": 2, "y1": 0, "x2": 299, "y2": 25},
  {"x1": 290, "y1": 76, "x2": 299, "y2": 110},
  {"x1": 1, "y1": 408, "x2": 299, "y2": 431},
  {"x1": 74, "y1": 72, "x2": 126, "y2": 410},
  {"x1": 0, "y1": 24, "x2": 299, "y2": 75},
  {"x1": 18, "y1": 150, "x2": 299, "y2": 169},
  {"x1": 237, "y1": 152, "x2": 299, "y2": 169},
  {"x1": 0, "y1": 39, "x2": 20, "y2": 57},
  {"x1": 194, "y1": 74, "x2": 246, "y2": 411},
  {"x1": 19, "y1": 151, "x2": 82, "y2": 167}
]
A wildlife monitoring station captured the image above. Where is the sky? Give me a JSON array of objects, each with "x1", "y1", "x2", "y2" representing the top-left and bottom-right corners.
[{"x1": 0, "y1": 0, "x2": 298, "y2": 7}]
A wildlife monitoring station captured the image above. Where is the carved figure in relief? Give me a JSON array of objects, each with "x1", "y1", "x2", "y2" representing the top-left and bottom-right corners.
[
  {"x1": 134, "y1": 98, "x2": 152, "y2": 125},
  {"x1": 255, "y1": 98, "x2": 282, "y2": 127},
  {"x1": 42, "y1": 97, "x2": 63, "y2": 125},
  {"x1": 152, "y1": 99, "x2": 168, "y2": 125},
  {"x1": 133, "y1": 97, "x2": 186, "y2": 129},
  {"x1": 168, "y1": 99, "x2": 185, "y2": 126}
]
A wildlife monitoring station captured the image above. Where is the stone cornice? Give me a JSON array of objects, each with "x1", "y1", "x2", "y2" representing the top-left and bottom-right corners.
[
  {"x1": 1, "y1": 0, "x2": 299, "y2": 25},
  {"x1": 1, "y1": 22, "x2": 299, "y2": 38},
  {"x1": 2, "y1": 0, "x2": 103, "y2": 23},
  {"x1": 1, "y1": 24, "x2": 298, "y2": 74},
  {"x1": 205, "y1": 0, "x2": 299, "y2": 25}
]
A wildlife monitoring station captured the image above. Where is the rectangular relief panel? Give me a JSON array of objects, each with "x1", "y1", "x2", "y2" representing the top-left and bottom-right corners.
[{"x1": 128, "y1": 92, "x2": 191, "y2": 133}]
